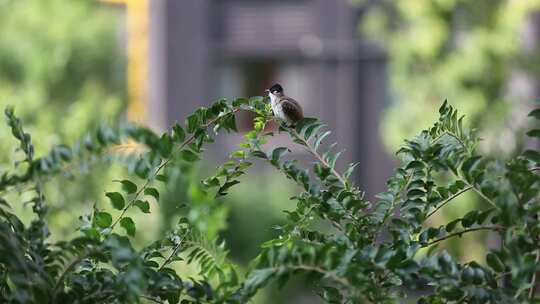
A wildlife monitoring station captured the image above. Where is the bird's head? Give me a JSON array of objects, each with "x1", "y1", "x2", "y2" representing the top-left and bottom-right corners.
[{"x1": 265, "y1": 83, "x2": 284, "y2": 98}]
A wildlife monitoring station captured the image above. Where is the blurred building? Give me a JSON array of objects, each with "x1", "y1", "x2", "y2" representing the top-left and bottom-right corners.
[{"x1": 111, "y1": 0, "x2": 394, "y2": 196}]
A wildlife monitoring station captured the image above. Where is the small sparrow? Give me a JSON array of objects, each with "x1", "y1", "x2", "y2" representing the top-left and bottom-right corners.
[{"x1": 265, "y1": 83, "x2": 304, "y2": 126}]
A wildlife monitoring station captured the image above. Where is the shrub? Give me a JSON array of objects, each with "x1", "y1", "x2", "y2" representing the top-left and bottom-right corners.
[{"x1": 0, "y1": 99, "x2": 539, "y2": 303}]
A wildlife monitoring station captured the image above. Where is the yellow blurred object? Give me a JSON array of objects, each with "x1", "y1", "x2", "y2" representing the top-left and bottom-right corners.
[
  {"x1": 108, "y1": 139, "x2": 148, "y2": 155},
  {"x1": 101, "y1": 0, "x2": 149, "y2": 124}
]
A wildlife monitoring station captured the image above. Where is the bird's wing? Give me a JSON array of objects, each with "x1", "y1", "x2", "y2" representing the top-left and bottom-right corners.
[{"x1": 280, "y1": 97, "x2": 304, "y2": 122}]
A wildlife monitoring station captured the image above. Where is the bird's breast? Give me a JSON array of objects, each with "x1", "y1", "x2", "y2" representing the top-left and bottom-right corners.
[{"x1": 271, "y1": 101, "x2": 285, "y2": 120}]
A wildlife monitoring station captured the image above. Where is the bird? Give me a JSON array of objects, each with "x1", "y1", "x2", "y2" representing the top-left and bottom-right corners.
[{"x1": 265, "y1": 83, "x2": 304, "y2": 126}]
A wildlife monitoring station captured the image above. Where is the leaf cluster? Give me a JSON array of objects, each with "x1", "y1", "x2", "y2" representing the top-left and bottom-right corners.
[{"x1": 1, "y1": 98, "x2": 539, "y2": 303}]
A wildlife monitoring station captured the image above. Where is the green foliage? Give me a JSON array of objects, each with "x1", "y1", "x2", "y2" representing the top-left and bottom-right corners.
[
  {"x1": 357, "y1": 0, "x2": 540, "y2": 153},
  {"x1": 0, "y1": 0, "x2": 124, "y2": 149},
  {"x1": 0, "y1": 0, "x2": 125, "y2": 243},
  {"x1": 1, "y1": 98, "x2": 539, "y2": 303}
]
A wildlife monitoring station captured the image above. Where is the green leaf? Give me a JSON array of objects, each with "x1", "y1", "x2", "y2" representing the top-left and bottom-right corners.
[
  {"x1": 314, "y1": 163, "x2": 331, "y2": 180},
  {"x1": 254, "y1": 120, "x2": 265, "y2": 131},
  {"x1": 158, "y1": 133, "x2": 173, "y2": 157},
  {"x1": 97, "y1": 125, "x2": 115, "y2": 146},
  {"x1": 134, "y1": 200, "x2": 150, "y2": 213},
  {"x1": 304, "y1": 122, "x2": 325, "y2": 140},
  {"x1": 120, "y1": 217, "x2": 136, "y2": 236},
  {"x1": 186, "y1": 113, "x2": 201, "y2": 133},
  {"x1": 217, "y1": 180, "x2": 240, "y2": 196},
  {"x1": 54, "y1": 145, "x2": 72, "y2": 161},
  {"x1": 407, "y1": 189, "x2": 425, "y2": 200},
  {"x1": 0, "y1": 198, "x2": 10, "y2": 209},
  {"x1": 244, "y1": 268, "x2": 275, "y2": 291},
  {"x1": 528, "y1": 108, "x2": 540, "y2": 120},
  {"x1": 271, "y1": 147, "x2": 289, "y2": 163},
  {"x1": 82, "y1": 227, "x2": 100, "y2": 240},
  {"x1": 326, "y1": 151, "x2": 342, "y2": 168},
  {"x1": 461, "y1": 156, "x2": 482, "y2": 174},
  {"x1": 237, "y1": 161, "x2": 252, "y2": 170},
  {"x1": 445, "y1": 219, "x2": 460, "y2": 232},
  {"x1": 314, "y1": 131, "x2": 331, "y2": 149},
  {"x1": 223, "y1": 113, "x2": 238, "y2": 132},
  {"x1": 84, "y1": 134, "x2": 95, "y2": 151},
  {"x1": 156, "y1": 174, "x2": 168, "y2": 183},
  {"x1": 106, "y1": 192, "x2": 125, "y2": 210},
  {"x1": 406, "y1": 161, "x2": 424, "y2": 170},
  {"x1": 523, "y1": 150, "x2": 540, "y2": 163},
  {"x1": 203, "y1": 177, "x2": 220, "y2": 188},
  {"x1": 231, "y1": 150, "x2": 245, "y2": 158},
  {"x1": 320, "y1": 286, "x2": 343, "y2": 303},
  {"x1": 180, "y1": 149, "x2": 200, "y2": 162},
  {"x1": 172, "y1": 123, "x2": 186, "y2": 142},
  {"x1": 294, "y1": 117, "x2": 318, "y2": 134},
  {"x1": 94, "y1": 211, "x2": 112, "y2": 228},
  {"x1": 476, "y1": 209, "x2": 493, "y2": 224},
  {"x1": 117, "y1": 179, "x2": 137, "y2": 194},
  {"x1": 486, "y1": 253, "x2": 505, "y2": 272},
  {"x1": 458, "y1": 116, "x2": 464, "y2": 137},
  {"x1": 344, "y1": 162, "x2": 360, "y2": 179},
  {"x1": 461, "y1": 210, "x2": 478, "y2": 227},
  {"x1": 232, "y1": 97, "x2": 249, "y2": 107},
  {"x1": 439, "y1": 100, "x2": 449, "y2": 115},
  {"x1": 250, "y1": 151, "x2": 268, "y2": 159},
  {"x1": 526, "y1": 129, "x2": 540, "y2": 138},
  {"x1": 144, "y1": 187, "x2": 160, "y2": 201}
]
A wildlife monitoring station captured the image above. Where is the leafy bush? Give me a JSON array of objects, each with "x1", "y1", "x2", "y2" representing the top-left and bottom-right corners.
[
  {"x1": 0, "y1": 98, "x2": 539, "y2": 303},
  {"x1": 357, "y1": 0, "x2": 540, "y2": 153},
  {"x1": 0, "y1": 0, "x2": 125, "y2": 242},
  {"x1": 0, "y1": 0, "x2": 124, "y2": 148}
]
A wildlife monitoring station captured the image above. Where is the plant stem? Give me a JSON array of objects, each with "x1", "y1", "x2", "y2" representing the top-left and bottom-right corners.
[
  {"x1": 494, "y1": 271, "x2": 512, "y2": 281},
  {"x1": 433, "y1": 130, "x2": 500, "y2": 211},
  {"x1": 432, "y1": 131, "x2": 468, "y2": 152},
  {"x1": 110, "y1": 158, "x2": 170, "y2": 230},
  {"x1": 140, "y1": 295, "x2": 165, "y2": 303},
  {"x1": 158, "y1": 229, "x2": 190, "y2": 271},
  {"x1": 426, "y1": 186, "x2": 473, "y2": 219},
  {"x1": 51, "y1": 250, "x2": 91, "y2": 301},
  {"x1": 450, "y1": 171, "x2": 500, "y2": 211},
  {"x1": 110, "y1": 109, "x2": 238, "y2": 230},
  {"x1": 289, "y1": 129, "x2": 348, "y2": 187},
  {"x1": 374, "y1": 171, "x2": 413, "y2": 244},
  {"x1": 292, "y1": 265, "x2": 352, "y2": 289},
  {"x1": 424, "y1": 226, "x2": 502, "y2": 247},
  {"x1": 465, "y1": 180, "x2": 500, "y2": 210},
  {"x1": 286, "y1": 128, "x2": 366, "y2": 229}
]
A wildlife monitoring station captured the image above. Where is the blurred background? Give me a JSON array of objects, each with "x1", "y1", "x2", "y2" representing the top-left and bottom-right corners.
[{"x1": 0, "y1": 0, "x2": 539, "y2": 303}]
